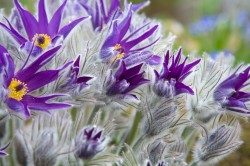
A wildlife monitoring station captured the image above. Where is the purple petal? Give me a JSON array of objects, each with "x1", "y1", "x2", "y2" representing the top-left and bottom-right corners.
[
  {"x1": 22, "y1": 94, "x2": 71, "y2": 112},
  {"x1": 179, "y1": 59, "x2": 201, "y2": 81},
  {"x1": 38, "y1": 0, "x2": 48, "y2": 33},
  {"x1": 48, "y1": 0, "x2": 67, "y2": 37},
  {"x1": 25, "y1": 70, "x2": 61, "y2": 92},
  {"x1": 0, "y1": 151, "x2": 8, "y2": 157},
  {"x1": 0, "y1": 45, "x2": 15, "y2": 86},
  {"x1": 123, "y1": 25, "x2": 158, "y2": 51},
  {"x1": 14, "y1": 0, "x2": 38, "y2": 40},
  {"x1": 118, "y1": 10, "x2": 132, "y2": 41},
  {"x1": 107, "y1": 0, "x2": 120, "y2": 20},
  {"x1": 58, "y1": 16, "x2": 89, "y2": 38},
  {"x1": 16, "y1": 46, "x2": 61, "y2": 81},
  {"x1": 175, "y1": 82, "x2": 194, "y2": 95},
  {"x1": 6, "y1": 98, "x2": 30, "y2": 119},
  {"x1": 146, "y1": 55, "x2": 162, "y2": 65},
  {"x1": 131, "y1": 1, "x2": 150, "y2": 12},
  {"x1": 0, "y1": 143, "x2": 10, "y2": 151},
  {"x1": 0, "y1": 17, "x2": 27, "y2": 44},
  {"x1": 76, "y1": 76, "x2": 92, "y2": 84},
  {"x1": 226, "y1": 98, "x2": 248, "y2": 110}
]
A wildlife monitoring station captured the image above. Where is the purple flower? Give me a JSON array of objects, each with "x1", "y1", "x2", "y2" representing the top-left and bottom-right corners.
[
  {"x1": 105, "y1": 62, "x2": 149, "y2": 99},
  {"x1": 0, "y1": 45, "x2": 71, "y2": 119},
  {"x1": 58, "y1": 55, "x2": 92, "y2": 93},
  {"x1": 0, "y1": 143, "x2": 9, "y2": 157},
  {"x1": 153, "y1": 49, "x2": 200, "y2": 98},
  {"x1": 75, "y1": 126, "x2": 106, "y2": 160},
  {"x1": 99, "y1": 5, "x2": 159, "y2": 65},
  {"x1": 79, "y1": 0, "x2": 149, "y2": 31},
  {"x1": 214, "y1": 66, "x2": 250, "y2": 114},
  {"x1": 0, "y1": 0, "x2": 88, "y2": 55}
]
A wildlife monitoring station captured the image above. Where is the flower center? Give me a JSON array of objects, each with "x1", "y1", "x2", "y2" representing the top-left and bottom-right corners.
[
  {"x1": 8, "y1": 78, "x2": 28, "y2": 101},
  {"x1": 110, "y1": 44, "x2": 125, "y2": 62},
  {"x1": 32, "y1": 34, "x2": 51, "y2": 50}
]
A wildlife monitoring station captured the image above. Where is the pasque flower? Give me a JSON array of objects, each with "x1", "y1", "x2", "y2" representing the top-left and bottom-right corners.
[
  {"x1": 0, "y1": 45, "x2": 71, "y2": 119},
  {"x1": 0, "y1": 0, "x2": 88, "y2": 55},
  {"x1": 79, "y1": 0, "x2": 149, "y2": 31},
  {"x1": 75, "y1": 126, "x2": 107, "y2": 160},
  {"x1": 214, "y1": 66, "x2": 250, "y2": 114},
  {"x1": 105, "y1": 61, "x2": 149, "y2": 99},
  {"x1": 153, "y1": 49, "x2": 200, "y2": 98},
  {"x1": 100, "y1": 5, "x2": 159, "y2": 65},
  {"x1": 58, "y1": 55, "x2": 92, "y2": 93}
]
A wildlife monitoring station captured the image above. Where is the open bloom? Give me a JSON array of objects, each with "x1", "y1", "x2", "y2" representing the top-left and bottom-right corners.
[
  {"x1": 79, "y1": 0, "x2": 149, "y2": 31},
  {"x1": 0, "y1": 45, "x2": 71, "y2": 119},
  {"x1": 100, "y1": 4, "x2": 159, "y2": 65},
  {"x1": 153, "y1": 49, "x2": 201, "y2": 98},
  {"x1": 58, "y1": 55, "x2": 92, "y2": 94},
  {"x1": 104, "y1": 62, "x2": 149, "y2": 99},
  {"x1": 0, "y1": 0, "x2": 88, "y2": 55},
  {"x1": 214, "y1": 66, "x2": 250, "y2": 114}
]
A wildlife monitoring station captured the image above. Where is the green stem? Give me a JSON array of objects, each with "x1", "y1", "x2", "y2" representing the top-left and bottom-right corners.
[
  {"x1": 126, "y1": 110, "x2": 142, "y2": 146},
  {"x1": 118, "y1": 110, "x2": 142, "y2": 154}
]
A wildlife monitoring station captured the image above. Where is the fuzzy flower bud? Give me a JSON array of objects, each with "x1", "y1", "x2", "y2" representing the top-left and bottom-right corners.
[
  {"x1": 33, "y1": 130, "x2": 58, "y2": 166},
  {"x1": 193, "y1": 123, "x2": 243, "y2": 165},
  {"x1": 74, "y1": 126, "x2": 107, "y2": 160},
  {"x1": 143, "y1": 98, "x2": 178, "y2": 136}
]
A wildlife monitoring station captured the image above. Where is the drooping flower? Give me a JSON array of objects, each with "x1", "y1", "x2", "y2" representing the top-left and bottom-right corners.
[
  {"x1": 79, "y1": 0, "x2": 150, "y2": 31},
  {"x1": 99, "y1": 5, "x2": 160, "y2": 65},
  {"x1": 0, "y1": 45, "x2": 71, "y2": 119},
  {"x1": 58, "y1": 55, "x2": 92, "y2": 94},
  {"x1": 74, "y1": 126, "x2": 107, "y2": 160},
  {"x1": 0, "y1": 0, "x2": 88, "y2": 55},
  {"x1": 104, "y1": 61, "x2": 149, "y2": 99},
  {"x1": 214, "y1": 66, "x2": 250, "y2": 114},
  {"x1": 153, "y1": 49, "x2": 201, "y2": 98}
]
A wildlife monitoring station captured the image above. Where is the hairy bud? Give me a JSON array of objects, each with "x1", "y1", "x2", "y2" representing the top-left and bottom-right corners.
[{"x1": 74, "y1": 126, "x2": 107, "y2": 160}]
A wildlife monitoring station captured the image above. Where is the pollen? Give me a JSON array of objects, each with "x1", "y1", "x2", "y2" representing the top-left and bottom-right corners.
[
  {"x1": 32, "y1": 34, "x2": 51, "y2": 50},
  {"x1": 109, "y1": 44, "x2": 125, "y2": 62},
  {"x1": 114, "y1": 44, "x2": 122, "y2": 51},
  {"x1": 8, "y1": 78, "x2": 28, "y2": 101}
]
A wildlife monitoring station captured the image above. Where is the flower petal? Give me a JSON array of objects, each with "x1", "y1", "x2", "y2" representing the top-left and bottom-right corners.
[
  {"x1": 48, "y1": 0, "x2": 67, "y2": 37},
  {"x1": 58, "y1": 16, "x2": 89, "y2": 39},
  {"x1": 6, "y1": 98, "x2": 30, "y2": 119},
  {"x1": 22, "y1": 95, "x2": 71, "y2": 112},
  {"x1": 14, "y1": 0, "x2": 38, "y2": 40}
]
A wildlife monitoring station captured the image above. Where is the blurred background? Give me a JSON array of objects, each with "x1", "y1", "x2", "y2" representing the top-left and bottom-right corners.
[{"x1": 1, "y1": 0, "x2": 250, "y2": 165}]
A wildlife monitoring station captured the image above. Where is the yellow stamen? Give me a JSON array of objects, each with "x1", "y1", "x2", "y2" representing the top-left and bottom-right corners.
[
  {"x1": 32, "y1": 34, "x2": 51, "y2": 50},
  {"x1": 8, "y1": 78, "x2": 28, "y2": 101},
  {"x1": 109, "y1": 44, "x2": 125, "y2": 62},
  {"x1": 114, "y1": 44, "x2": 122, "y2": 51}
]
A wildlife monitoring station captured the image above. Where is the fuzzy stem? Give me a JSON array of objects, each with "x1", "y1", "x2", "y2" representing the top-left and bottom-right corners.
[
  {"x1": 87, "y1": 106, "x2": 100, "y2": 124},
  {"x1": 132, "y1": 134, "x2": 146, "y2": 152},
  {"x1": 126, "y1": 110, "x2": 142, "y2": 145}
]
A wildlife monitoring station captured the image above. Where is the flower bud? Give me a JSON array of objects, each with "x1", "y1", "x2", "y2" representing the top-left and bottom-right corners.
[
  {"x1": 14, "y1": 130, "x2": 33, "y2": 166},
  {"x1": 194, "y1": 123, "x2": 243, "y2": 165},
  {"x1": 74, "y1": 126, "x2": 107, "y2": 160},
  {"x1": 33, "y1": 130, "x2": 58, "y2": 166}
]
